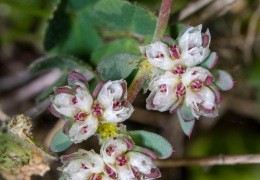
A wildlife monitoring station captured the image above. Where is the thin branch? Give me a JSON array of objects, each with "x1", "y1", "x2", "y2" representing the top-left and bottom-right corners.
[
  {"x1": 25, "y1": 99, "x2": 51, "y2": 119},
  {"x1": 156, "y1": 154, "x2": 260, "y2": 168},
  {"x1": 171, "y1": 0, "x2": 214, "y2": 22},
  {"x1": 243, "y1": 0, "x2": 260, "y2": 64},
  {"x1": 153, "y1": 0, "x2": 174, "y2": 40},
  {"x1": 0, "y1": 109, "x2": 9, "y2": 121}
]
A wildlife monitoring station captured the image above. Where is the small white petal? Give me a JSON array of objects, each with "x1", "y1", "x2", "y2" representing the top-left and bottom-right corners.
[
  {"x1": 69, "y1": 115, "x2": 98, "y2": 143},
  {"x1": 182, "y1": 67, "x2": 212, "y2": 86},
  {"x1": 141, "y1": 41, "x2": 178, "y2": 71},
  {"x1": 100, "y1": 138, "x2": 128, "y2": 165},
  {"x1": 127, "y1": 152, "x2": 156, "y2": 175}
]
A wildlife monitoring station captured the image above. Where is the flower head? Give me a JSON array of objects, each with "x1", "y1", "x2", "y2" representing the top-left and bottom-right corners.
[
  {"x1": 100, "y1": 136, "x2": 161, "y2": 179},
  {"x1": 49, "y1": 72, "x2": 133, "y2": 144},
  {"x1": 140, "y1": 41, "x2": 180, "y2": 71},
  {"x1": 178, "y1": 24, "x2": 211, "y2": 67},
  {"x1": 59, "y1": 149, "x2": 110, "y2": 180},
  {"x1": 96, "y1": 80, "x2": 134, "y2": 123}
]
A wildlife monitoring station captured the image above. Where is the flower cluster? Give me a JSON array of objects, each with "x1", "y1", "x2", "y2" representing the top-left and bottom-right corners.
[
  {"x1": 49, "y1": 71, "x2": 133, "y2": 143},
  {"x1": 140, "y1": 24, "x2": 234, "y2": 134},
  {"x1": 59, "y1": 136, "x2": 161, "y2": 180},
  {"x1": 49, "y1": 71, "x2": 163, "y2": 180}
]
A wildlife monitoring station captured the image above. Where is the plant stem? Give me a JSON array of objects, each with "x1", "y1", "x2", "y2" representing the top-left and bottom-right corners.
[
  {"x1": 153, "y1": 0, "x2": 175, "y2": 40},
  {"x1": 127, "y1": 61, "x2": 151, "y2": 103},
  {"x1": 155, "y1": 154, "x2": 260, "y2": 168}
]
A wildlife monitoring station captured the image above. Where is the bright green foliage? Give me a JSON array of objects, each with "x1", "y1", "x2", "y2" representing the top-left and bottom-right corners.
[
  {"x1": 128, "y1": 130, "x2": 173, "y2": 159},
  {"x1": 50, "y1": 129, "x2": 73, "y2": 152},
  {"x1": 94, "y1": 0, "x2": 156, "y2": 35},
  {"x1": 97, "y1": 54, "x2": 140, "y2": 81},
  {"x1": 91, "y1": 38, "x2": 140, "y2": 65},
  {"x1": 44, "y1": 0, "x2": 156, "y2": 62},
  {"x1": 0, "y1": 134, "x2": 32, "y2": 171}
]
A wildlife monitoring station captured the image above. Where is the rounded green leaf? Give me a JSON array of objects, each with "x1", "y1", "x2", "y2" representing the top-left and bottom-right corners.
[
  {"x1": 97, "y1": 53, "x2": 140, "y2": 81},
  {"x1": 200, "y1": 52, "x2": 218, "y2": 69},
  {"x1": 213, "y1": 70, "x2": 234, "y2": 91},
  {"x1": 177, "y1": 110, "x2": 195, "y2": 137},
  {"x1": 127, "y1": 130, "x2": 173, "y2": 159},
  {"x1": 50, "y1": 129, "x2": 73, "y2": 152}
]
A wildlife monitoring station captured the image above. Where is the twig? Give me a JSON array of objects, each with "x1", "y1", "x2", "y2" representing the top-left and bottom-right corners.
[
  {"x1": 171, "y1": 0, "x2": 214, "y2": 22},
  {"x1": 153, "y1": 0, "x2": 174, "y2": 40},
  {"x1": 0, "y1": 109, "x2": 9, "y2": 121},
  {"x1": 243, "y1": 0, "x2": 260, "y2": 64},
  {"x1": 130, "y1": 107, "x2": 170, "y2": 128},
  {"x1": 25, "y1": 99, "x2": 51, "y2": 119},
  {"x1": 156, "y1": 154, "x2": 260, "y2": 168},
  {"x1": 0, "y1": 70, "x2": 32, "y2": 93}
]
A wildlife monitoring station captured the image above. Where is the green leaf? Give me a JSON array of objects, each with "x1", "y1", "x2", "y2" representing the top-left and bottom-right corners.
[
  {"x1": 44, "y1": 0, "x2": 102, "y2": 57},
  {"x1": 177, "y1": 110, "x2": 195, "y2": 137},
  {"x1": 50, "y1": 129, "x2": 73, "y2": 152},
  {"x1": 94, "y1": 0, "x2": 156, "y2": 35},
  {"x1": 91, "y1": 38, "x2": 140, "y2": 65},
  {"x1": 200, "y1": 52, "x2": 218, "y2": 69},
  {"x1": 177, "y1": 111, "x2": 195, "y2": 137},
  {"x1": 213, "y1": 70, "x2": 234, "y2": 91},
  {"x1": 97, "y1": 53, "x2": 140, "y2": 81},
  {"x1": 179, "y1": 105, "x2": 195, "y2": 122},
  {"x1": 29, "y1": 54, "x2": 93, "y2": 73},
  {"x1": 44, "y1": 0, "x2": 71, "y2": 51},
  {"x1": 127, "y1": 130, "x2": 173, "y2": 159}
]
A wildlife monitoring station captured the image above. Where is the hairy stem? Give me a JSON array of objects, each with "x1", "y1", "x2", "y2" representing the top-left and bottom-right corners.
[
  {"x1": 156, "y1": 154, "x2": 260, "y2": 168},
  {"x1": 153, "y1": 0, "x2": 175, "y2": 40}
]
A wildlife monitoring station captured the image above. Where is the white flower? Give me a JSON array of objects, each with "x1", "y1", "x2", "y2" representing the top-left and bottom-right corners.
[
  {"x1": 100, "y1": 137, "x2": 129, "y2": 165},
  {"x1": 69, "y1": 114, "x2": 98, "y2": 143},
  {"x1": 146, "y1": 71, "x2": 185, "y2": 112},
  {"x1": 59, "y1": 150, "x2": 108, "y2": 180},
  {"x1": 127, "y1": 152, "x2": 161, "y2": 179},
  {"x1": 100, "y1": 136, "x2": 161, "y2": 180},
  {"x1": 182, "y1": 67, "x2": 218, "y2": 118},
  {"x1": 51, "y1": 82, "x2": 93, "y2": 120},
  {"x1": 140, "y1": 41, "x2": 180, "y2": 71},
  {"x1": 178, "y1": 24, "x2": 211, "y2": 67},
  {"x1": 97, "y1": 80, "x2": 134, "y2": 123}
]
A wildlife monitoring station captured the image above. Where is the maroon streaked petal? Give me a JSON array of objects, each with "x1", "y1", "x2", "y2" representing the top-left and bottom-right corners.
[
  {"x1": 209, "y1": 85, "x2": 222, "y2": 104},
  {"x1": 169, "y1": 45, "x2": 181, "y2": 59},
  {"x1": 205, "y1": 76, "x2": 213, "y2": 85},
  {"x1": 120, "y1": 81, "x2": 127, "y2": 99},
  {"x1": 60, "y1": 153, "x2": 79, "y2": 162},
  {"x1": 124, "y1": 137, "x2": 134, "y2": 150},
  {"x1": 68, "y1": 71, "x2": 87, "y2": 86},
  {"x1": 63, "y1": 120, "x2": 73, "y2": 135},
  {"x1": 133, "y1": 146, "x2": 158, "y2": 160},
  {"x1": 170, "y1": 99, "x2": 181, "y2": 114},
  {"x1": 93, "y1": 81, "x2": 105, "y2": 98},
  {"x1": 105, "y1": 165, "x2": 117, "y2": 178},
  {"x1": 48, "y1": 104, "x2": 61, "y2": 118},
  {"x1": 144, "y1": 168, "x2": 161, "y2": 179},
  {"x1": 54, "y1": 86, "x2": 72, "y2": 94},
  {"x1": 202, "y1": 34, "x2": 209, "y2": 47}
]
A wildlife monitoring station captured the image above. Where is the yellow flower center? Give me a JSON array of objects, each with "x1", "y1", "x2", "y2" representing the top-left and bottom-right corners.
[{"x1": 97, "y1": 123, "x2": 117, "y2": 140}]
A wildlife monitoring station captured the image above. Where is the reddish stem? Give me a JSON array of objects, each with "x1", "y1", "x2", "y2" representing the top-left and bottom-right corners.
[{"x1": 153, "y1": 0, "x2": 175, "y2": 40}]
